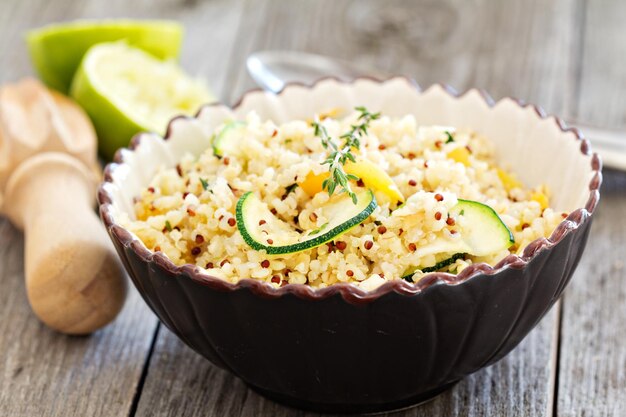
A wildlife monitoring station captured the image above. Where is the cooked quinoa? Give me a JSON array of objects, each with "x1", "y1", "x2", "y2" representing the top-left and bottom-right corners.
[{"x1": 121, "y1": 110, "x2": 566, "y2": 291}]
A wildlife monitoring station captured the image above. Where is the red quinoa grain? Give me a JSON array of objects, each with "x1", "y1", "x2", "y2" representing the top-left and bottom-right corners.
[
  {"x1": 228, "y1": 218, "x2": 236, "y2": 227},
  {"x1": 446, "y1": 217, "x2": 456, "y2": 226},
  {"x1": 335, "y1": 241, "x2": 347, "y2": 251},
  {"x1": 377, "y1": 225, "x2": 387, "y2": 234},
  {"x1": 191, "y1": 247, "x2": 201, "y2": 256},
  {"x1": 434, "y1": 193, "x2": 444, "y2": 201},
  {"x1": 435, "y1": 212, "x2": 442, "y2": 221},
  {"x1": 408, "y1": 243, "x2": 417, "y2": 252},
  {"x1": 261, "y1": 260, "x2": 270, "y2": 268},
  {"x1": 195, "y1": 235, "x2": 204, "y2": 244},
  {"x1": 408, "y1": 179, "x2": 417, "y2": 186},
  {"x1": 346, "y1": 270, "x2": 354, "y2": 277},
  {"x1": 364, "y1": 240, "x2": 373, "y2": 250}
]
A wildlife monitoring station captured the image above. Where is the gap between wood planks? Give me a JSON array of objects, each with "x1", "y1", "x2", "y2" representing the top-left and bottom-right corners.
[
  {"x1": 550, "y1": 1, "x2": 588, "y2": 415},
  {"x1": 550, "y1": 301, "x2": 564, "y2": 417},
  {"x1": 128, "y1": 324, "x2": 162, "y2": 417}
]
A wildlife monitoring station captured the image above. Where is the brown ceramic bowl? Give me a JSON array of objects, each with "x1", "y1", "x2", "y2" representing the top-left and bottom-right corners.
[{"x1": 98, "y1": 78, "x2": 601, "y2": 414}]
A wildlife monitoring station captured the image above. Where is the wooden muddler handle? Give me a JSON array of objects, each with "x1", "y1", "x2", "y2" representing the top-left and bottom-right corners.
[{"x1": 3, "y1": 152, "x2": 127, "y2": 334}]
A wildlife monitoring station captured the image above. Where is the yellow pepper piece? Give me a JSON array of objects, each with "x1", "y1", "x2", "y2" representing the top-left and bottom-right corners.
[
  {"x1": 298, "y1": 158, "x2": 405, "y2": 203},
  {"x1": 299, "y1": 171, "x2": 327, "y2": 196},
  {"x1": 345, "y1": 158, "x2": 405, "y2": 203},
  {"x1": 531, "y1": 190, "x2": 549, "y2": 210},
  {"x1": 497, "y1": 168, "x2": 523, "y2": 192},
  {"x1": 447, "y1": 147, "x2": 471, "y2": 166}
]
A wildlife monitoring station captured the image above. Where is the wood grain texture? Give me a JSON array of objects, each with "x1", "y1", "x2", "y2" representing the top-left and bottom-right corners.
[
  {"x1": 137, "y1": 0, "x2": 579, "y2": 416},
  {"x1": 557, "y1": 1, "x2": 626, "y2": 415},
  {"x1": 573, "y1": 0, "x2": 626, "y2": 128},
  {"x1": 0, "y1": 219, "x2": 158, "y2": 416},
  {"x1": 0, "y1": 0, "x2": 246, "y2": 415},
  {"x1": 0, "y1": 0, "x2": 180, "y2": 416}
]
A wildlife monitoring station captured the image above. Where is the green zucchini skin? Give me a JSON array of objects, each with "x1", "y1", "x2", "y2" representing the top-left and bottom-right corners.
[
  {"x1": 212, "y1": 120, "x2": 246, "y2": 157},
  {"x1": 453, "y1": 199, "x2": 515, "y2": 255},
  {"x1": 236, "y1": 189, "x2": 377, "y2": 255},
  {"x1": 456, "y1": 199, "x2": 515, "y2": 247},
  {"x1": 402, "y1": 253, "x2": 466, "y2": 282},
  {"x1": 401, "y1": 199, "x2": 514, "y2": 282}
]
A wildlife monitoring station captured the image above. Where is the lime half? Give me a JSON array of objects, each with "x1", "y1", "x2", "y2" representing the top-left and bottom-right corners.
[
  {"x1": 27, "y1": 20, "x2": 183, "y2": 93},
  {"x1": 70, "y1": 42, "x2": 215, "y2": 159}
]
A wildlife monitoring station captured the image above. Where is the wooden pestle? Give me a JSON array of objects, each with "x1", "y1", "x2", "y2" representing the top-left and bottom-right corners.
[{"x1": 0, "y1": 78, "x2": 127, "y2": 334}]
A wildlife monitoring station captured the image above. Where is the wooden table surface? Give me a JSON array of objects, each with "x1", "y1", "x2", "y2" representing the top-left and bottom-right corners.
[{"x1": 1, "y1": 0, "x2": 625, "y2": 416}]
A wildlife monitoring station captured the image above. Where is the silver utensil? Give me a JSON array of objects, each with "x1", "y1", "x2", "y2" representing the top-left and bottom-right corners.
[{"x1": 247, "y1": 50, "x2": 625, "y2": 171}]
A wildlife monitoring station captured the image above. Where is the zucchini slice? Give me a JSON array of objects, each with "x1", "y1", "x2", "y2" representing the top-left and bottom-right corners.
[
  {"x1": 402, "y1": 199, "x2": 514, "y2": 280},
  {"x1": 402, "y1": 253, "x2": 466, "y2": 281},
  {"x1": 212, "y1": 120, "x2": 246, "y2": 157},
  {"x1": 236, "y1": 189, "x2": 377, "y2": 255},
  {"x1": 451, "y1": 199, "x2": 514, "y2": 256}
]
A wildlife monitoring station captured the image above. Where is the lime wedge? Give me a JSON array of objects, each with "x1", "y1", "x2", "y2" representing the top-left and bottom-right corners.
[
  {"x1": 27, "y1": 20, "x2": 183, "y2": 93},
  {"x1": 70, "y1": 42, "x2": 215, "y2": 159}
]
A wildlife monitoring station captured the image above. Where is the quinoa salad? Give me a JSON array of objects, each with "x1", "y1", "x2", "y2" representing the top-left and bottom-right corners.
[{"x1": 121, "y1": 108, "x2": 567, "y2": 291}]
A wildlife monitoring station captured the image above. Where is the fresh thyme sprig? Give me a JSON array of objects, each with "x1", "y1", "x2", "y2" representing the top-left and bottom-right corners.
[{"x1": 312, "y1": 106, "x2": 381, "y2": 204}]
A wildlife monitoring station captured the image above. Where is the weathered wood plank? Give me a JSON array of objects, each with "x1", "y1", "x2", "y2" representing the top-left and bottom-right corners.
[
  {"x1": 573, "y1": 0, "x2": 626, "y2": 128},
  {"x1": 0, "y1": 0, "x2": 226, "y2": 415},
  {"x1": 137, "y1": 0, "x2": 579, "y2": 416},
  {"x1": 557, "y1": 1, "x2": 626, "y2": 414},
  {"x1": 0, "y1": 218, "x2": 158, "y2": 416},
  {"x1": 0, "y1": 0, "x2": 161, "y2": 415}
]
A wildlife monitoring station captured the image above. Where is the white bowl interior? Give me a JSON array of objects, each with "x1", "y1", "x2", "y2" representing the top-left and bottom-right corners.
[{"x1": 104, "y1": 78, "x2": 594, "y2": 223}]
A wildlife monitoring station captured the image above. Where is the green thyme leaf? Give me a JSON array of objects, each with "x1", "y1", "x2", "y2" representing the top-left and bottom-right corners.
[
  {"x1": 312, "y1": 106, "x2": 380, "y2": 205},
  {"x1": 285, "y1": 183, "x2": 298, "y2": 194}
]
